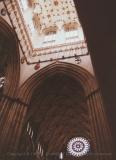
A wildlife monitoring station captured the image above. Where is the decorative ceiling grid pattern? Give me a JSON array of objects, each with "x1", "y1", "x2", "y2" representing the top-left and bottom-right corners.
[{"x1": 18, "y1": 0, "x2": 84, "y2": 49}]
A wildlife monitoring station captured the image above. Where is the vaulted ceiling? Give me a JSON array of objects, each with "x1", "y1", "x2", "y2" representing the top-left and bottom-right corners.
[
  {"x1": 18, "y1": 0, "x2": 84, "y2": 49},
  {"x1": 27, "y1": 73, "x2": 91, "y2": 159}
]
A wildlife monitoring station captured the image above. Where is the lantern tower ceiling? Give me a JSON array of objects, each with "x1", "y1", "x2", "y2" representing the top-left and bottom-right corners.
[{"x1": 19, "y1": 0, "x2": 84, "y2": 49}]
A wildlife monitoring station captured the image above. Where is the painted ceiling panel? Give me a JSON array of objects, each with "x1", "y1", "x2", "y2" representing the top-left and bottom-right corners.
[{"x1": 18, "y1": 0, "x2": 84, "y2": 49}]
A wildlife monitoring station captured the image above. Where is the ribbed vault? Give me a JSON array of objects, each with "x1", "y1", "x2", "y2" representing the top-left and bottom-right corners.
[
  {"x1": 18, "y1": 62, "x2": 112, "y2": 160},
  {"x1": 28, "y1": 73, "x2": 90, "y2": 157}
]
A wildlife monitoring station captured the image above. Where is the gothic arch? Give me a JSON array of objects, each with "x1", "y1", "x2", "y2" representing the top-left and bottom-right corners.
[
  {"x1": 18, "y1": 62, "x2": 97, "y2": 103},
  {"x1": 18, "y1": 62, "x2": 112, "y2": 160},
  {"x1": 0, "y1": 17, "x2": 20, "y2": 97},
  {"x1": 0, "y1": 17, "x2": 20, "y2": 156}
]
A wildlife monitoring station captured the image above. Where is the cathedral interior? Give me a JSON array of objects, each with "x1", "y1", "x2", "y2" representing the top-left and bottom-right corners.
[{"x1": 0, "y1": 0, "x2": 116, "y2": 160}]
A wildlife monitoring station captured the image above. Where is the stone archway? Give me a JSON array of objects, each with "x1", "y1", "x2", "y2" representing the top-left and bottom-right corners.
[
  {"x1": 0, "y1": 17, "x2": 20, "y2": 158},
  {"x1": 0, "y1": 17, "x2": 20, "y2": 96},
  {"x1": 18, "y1": 62, "x2": 112, "y2": 160}
]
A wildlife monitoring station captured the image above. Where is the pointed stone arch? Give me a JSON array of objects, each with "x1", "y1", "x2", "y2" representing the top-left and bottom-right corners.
[
  {"x1": 17, "y1": 62, "x2": 112, "y2": 160},
  {"x1": 0, "y1": 17, "x2": 20, "y2": 97},
  {"x1": 0, "y1": 17, "x2": 20, "y2": 157},
  {"x1": 18, "y1": 62, "x2": 97, "y2": 103}
]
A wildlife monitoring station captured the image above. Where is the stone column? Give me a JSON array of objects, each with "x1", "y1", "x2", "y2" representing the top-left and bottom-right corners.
[
  {"x1": 87, "y1": 89, "x2": 112, "y2": 160},
  {"x1": 0, "y1": 96, "x2": 28, "y2": 160}
]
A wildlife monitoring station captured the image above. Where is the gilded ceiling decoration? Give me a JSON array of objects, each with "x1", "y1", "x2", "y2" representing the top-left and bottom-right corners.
[
  {"x1": 30, "y1": 0, "x2": 79, "y2": 34},
  {"x1": 19, "y1": 0, "x2": 83, "y2": 49}
]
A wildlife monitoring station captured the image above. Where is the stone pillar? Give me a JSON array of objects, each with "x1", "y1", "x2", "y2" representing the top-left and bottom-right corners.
[
  {"x1": 87, "y1": 89, "x2": 112, "y2": 160},
  {"x1": 0, "y1": 96, "x2": 28, "y2": 160}
]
